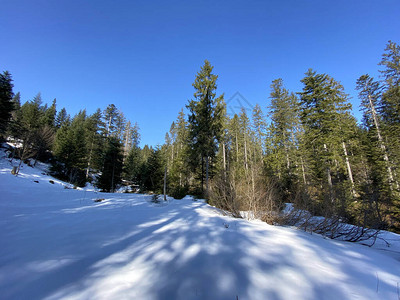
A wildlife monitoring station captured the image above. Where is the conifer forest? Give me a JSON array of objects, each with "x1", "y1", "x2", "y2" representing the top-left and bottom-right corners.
[{"x1": 1, "y1": 41, "x2": 400, "y2": 233}]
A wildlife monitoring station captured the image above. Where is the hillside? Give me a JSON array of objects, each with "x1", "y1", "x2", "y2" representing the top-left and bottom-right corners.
[{"x1": 0, "y1": 154, "x2": 400, "y2": 300}]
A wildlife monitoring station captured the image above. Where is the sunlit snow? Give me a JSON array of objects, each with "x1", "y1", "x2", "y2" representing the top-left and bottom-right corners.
[{"x1": 1, "y1": 154, "x2": 400, "y2": 300}]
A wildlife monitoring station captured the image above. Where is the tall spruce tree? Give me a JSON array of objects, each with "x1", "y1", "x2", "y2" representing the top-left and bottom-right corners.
[
  {"x1": 379, "y1": 41, "x2": 400, "y2": 188},
  {"x1": 187, "y1": 60, "x2": 224, "y2": 196},
  {"x1": 299, "y1": 69, "x2": 355, "y2": 214},
  {"x1": 123, "y1": 122, "x2": 142, "y2": 184},
  {"x1": 52, "y1": 111, "x2": 88, "y2": 185},
  {"x1": 356, "y1": 74, "x2": 394, "y2": 189},
  {"x1": 378, "y1": 40, "x2": 400, "y2": 228},
  {"x1": 266, "y1": 79, "x2": 301, "y2": 189},
  {"x1": 96, "y1": 136, "x2": 123, "y2": 192},
  {"x1": 251, "y1": 104, "x2": 266, "y2": 162},
  {"x1": 167, "y1": 109, "x2": 191, "y2": 197},
  {"x1": 0, "y1": 71, "x2": 14, "y2": 137},
  {"x1": 55, "y1": 108, "x2": 69, "y2": 128}
]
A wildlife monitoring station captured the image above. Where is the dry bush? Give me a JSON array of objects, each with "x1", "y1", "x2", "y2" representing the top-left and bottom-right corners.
[
  {"x1": 209, "y1": 172, "x2": 241, "y2": 218},
  {"x1": 280, "y1": 186, "x2": 381, "y2": 244},
  {"x1": 209, "y1": 165, "x2": 281, "y2": 224}
]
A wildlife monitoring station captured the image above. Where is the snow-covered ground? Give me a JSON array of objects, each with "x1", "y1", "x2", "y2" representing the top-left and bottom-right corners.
[{"x1": 1, "y1": 154, "x2": 400, "y2": 299}]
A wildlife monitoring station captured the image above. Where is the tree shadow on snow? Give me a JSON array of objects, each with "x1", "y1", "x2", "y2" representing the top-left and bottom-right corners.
[{"x1": 3, "y1": 197, "x2": 396, "y2": 300}]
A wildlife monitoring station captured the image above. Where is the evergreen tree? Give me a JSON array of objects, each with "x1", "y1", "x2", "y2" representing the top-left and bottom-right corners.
[
  {"x1": 84, "y1": 109, "x2": 104, "y2": 178},
  {"x1": 187, "y1": 60, "x2": 225, "y2": 196},
  {"x1": 12, "y1": 92, "x2": 21, "y2": 110},
  {"x1": 0, "y1": 71, "x2": 14, "y2": 137},
  {"x1": 52, "y1": 111, "x2": 87, "y2": 186},
  {"x1": 356, "y1": 74, "x2": 394, "y2": 189},
  {"x1": 41, "y1": 98, "x2": 57, "y2": 127},
  {"x1": 251, "y1": 104, "x2": 266, "y2": 162},
  {"x1": 124, "y1": 144, "x2": 142, "y2": 184},
  {"x1": 378, "y1": 41, "x2": 400, "y2": 228},
  {"x1": 299, "y1": 69, "x2": 355, "y2": 214},
  {"x1": 140, "y1": 146, "x2": 165, "y2": 193},
  {"x1": 379, "y1": 41, "x2": 400, "y2": 188},
  {"x1": 96, "y1": 136, "x2": 123, "y2": 192},
  {"x1": 266, "y1": 79, "x2": 301, "y2": 190},
  {"x1": 55, "y1": 108, "x2": 69, "y2": 128},
  {"x1": 102, "y1": 104, "x2": 119, "y2": 137},
  {"x1": 10, "y1": 93, "x2": 46, "y2": 170},
  {"x1": 167, "y1": 109, "x2": 191, "y2": 197}
]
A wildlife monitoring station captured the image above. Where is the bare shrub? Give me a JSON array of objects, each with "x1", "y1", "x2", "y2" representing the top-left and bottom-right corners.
[
  {"x1": 209, "y1": 164, "x2": 281, "y2": 224},
  {"x1": 209, "y1": 172, "x2": 241, "y2": 218}
]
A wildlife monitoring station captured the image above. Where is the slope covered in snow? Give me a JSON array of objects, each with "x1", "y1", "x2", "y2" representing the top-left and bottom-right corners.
[{"x1": 1, "y1": 155, "x2": 400, "y2": 300}]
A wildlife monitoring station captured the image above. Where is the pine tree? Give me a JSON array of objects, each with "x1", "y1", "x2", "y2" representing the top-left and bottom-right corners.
[
  {"x1": 55, "y1": 108, "x2": 69, "y2": 128},
  {"x1": 124, "y1": 145, "x2": 142, "y2": 184},
  {"x1": 251, "y1": 104, "x2": 266, "y2": 162},
  {"x1": 299, "y1": 69, "x2": 355, "y2": 214},
  {"x1": 41, "y1": 99, "x2": 57, "y2": 128},
  {"x1": 10, "y1": 93, "x2": 45, "y2": 170},
  {"x1": 140, "y1": 146, "x2": 165, "y2": 193},
  {"x1": 378, "y1": 40, "x2": 400, "y2": 228},
  {"x1": 167, "y1": 109, "x2": 191, "y2": 197},
  {"x1": 52, "y1": 111, "x2": 88, "y2": 186},
  {"x1": 102, "y1": 104, "x2": 119, "y2": 137},
  {"x1": 0, "y1": 71, "x2": 14, "y2": 137},
  {"x1": 83, "y1": 109, "x2": 104, "y2": 178},
  {"x1": 266, "y1": 79, "x2": 301, "y2": 194},
  {"x1": 379, "y1": 41, "x2": 400, "y2": 188},
  {"x1": 356, "y1": 74, "x2": 394, "y2": 189},
  {"x1": 187, "y1": 60, "x2": 225, "y2": 196},
  {"x1": 96, "y1": 137, "x2": 123, "y2": 192}
]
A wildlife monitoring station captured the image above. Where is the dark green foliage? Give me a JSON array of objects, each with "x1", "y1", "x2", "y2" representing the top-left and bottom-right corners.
[
  {"x1": 266, "y1": 78, "x2": 301, "y2": 194},
  {"x1": 165, "y1": 109, "x2": 192, "y2": 198},
  {"x1": 84, "y1": 109, "x2": 105, "y2": 173},
  {"x1": 187, "y1": 60, "x2": 225, "y2": 196},
  {"x1": 298, "y1": 69, "x2": 356, "y2": 215},
  {"x1": 51, "y1": 111, "x2": 87, "y2": 186},
  {"x1": 140, "y1": 146, "x2": 165, "y2": 193},
  {"x1": 123, "y1": 145, "x2": 142, "y2": 183},
  {"x1": 377, "y1": 41, "x2": 400, "y2": 229},
  {"x1": 379, "y1": 41, "x2": 400, "y2": 87},
  {"x1": 0, "y1": 71, "x2": 14, "y2": 137},
  {"x1": 55, "y1": 108, "x2": 70, "y2": 128},
  {"x1": 41, "y1": 99, "x2": 57, "y2": 127},
  {"x1": 96, "y1": 137, "x2": 124, "y2": 192}
]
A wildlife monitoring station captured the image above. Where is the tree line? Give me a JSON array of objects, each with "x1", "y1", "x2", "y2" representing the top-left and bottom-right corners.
[{"x1": 0, "y1": 40, "x2": 399, "y2": 232}]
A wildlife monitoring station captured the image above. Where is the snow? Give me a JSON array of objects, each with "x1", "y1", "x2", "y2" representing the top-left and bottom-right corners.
[{"x1": 1, "y1": 153, "x2": 400, "y2": 299}]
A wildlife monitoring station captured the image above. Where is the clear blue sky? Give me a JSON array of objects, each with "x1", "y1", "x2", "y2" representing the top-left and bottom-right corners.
[{"x1": 1, "y1": 0, "x2": 399, "y2": 146}]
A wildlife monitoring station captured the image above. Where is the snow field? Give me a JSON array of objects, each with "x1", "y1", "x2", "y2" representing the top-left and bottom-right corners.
[{"x1": 1, "y1": 156, "x2": 400, "y2": 299}]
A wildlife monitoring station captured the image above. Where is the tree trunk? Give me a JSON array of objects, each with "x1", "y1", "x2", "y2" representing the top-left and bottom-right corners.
[
  {"x1": 368, "y1": 93, "x2": 395, "y2": 189},
  {"x1": 244, "y1": 138, "x2": 248, "y2": 170},
  {"x1": 236, "y1": 133, "x2": 239, "y2": 163},
  {"x1": 164, "y1": 166, "x2": 167, "y2": 201},
  {"x1": 201, "y1": 156, "x2": 204, "y2": 195},
  {"x1": 107, "y1": 115, "x2": 112, "y2": 136},
  {"x1": 206, "y1": 156, "x2": 209, "y2": 198},
  {"x1": 124, "y1": 127, "x2": 130, "y2": 158},
  {"x1": 301, "y1": 156, "x2": 307, "y2": 185},
  {"x1": 342, "y1": 141, "x2": 356, "y2": 196},
  {"x1": 86, "y1": 133, "x2": 95, "y2": 179},
  {"x1": 324, "y1": 143, "x2": 333, "y2": 201},
  {"x1": 111, "y1": 158, "x2": 115, "y2": 193},
  {"x1": 222, "y1": 142, "x2": 226, "y2": 172},
  {"x1": 285, "y1": 146, "x2": 290, "y2": 175}
]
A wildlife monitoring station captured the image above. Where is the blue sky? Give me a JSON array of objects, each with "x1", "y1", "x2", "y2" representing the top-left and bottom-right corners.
[{"x1": 1, "y1": 0, "x2": 399, "y2": 146}]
